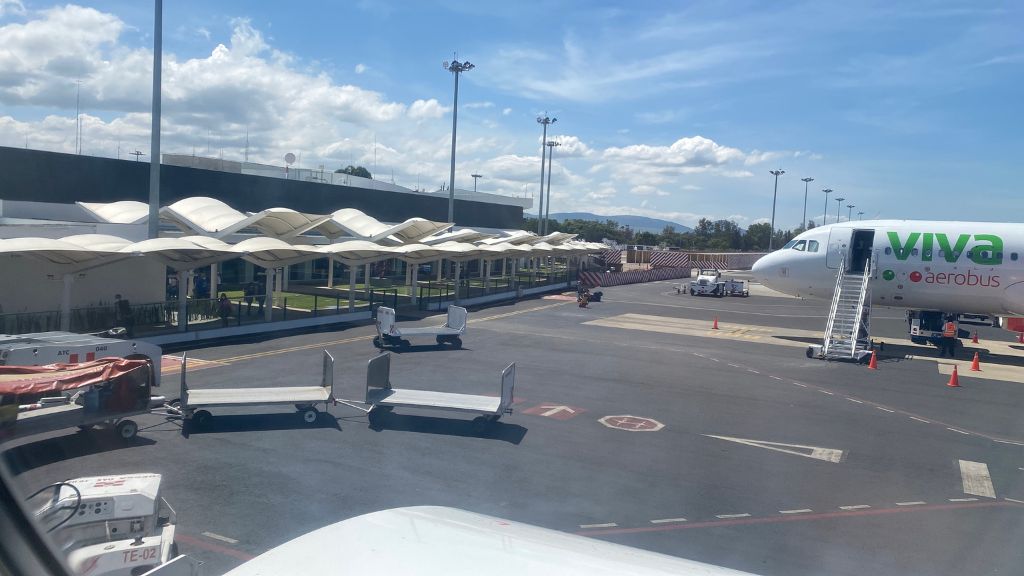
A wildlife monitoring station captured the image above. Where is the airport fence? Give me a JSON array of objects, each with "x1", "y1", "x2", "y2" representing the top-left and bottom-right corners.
[{"x1": 578, "y1": 267, "x2": 691, "y2": 287}]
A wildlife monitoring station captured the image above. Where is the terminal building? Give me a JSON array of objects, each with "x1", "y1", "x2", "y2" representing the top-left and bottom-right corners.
[{"x1": 0, "y1": 146, "x2": 598, "y2": 339}]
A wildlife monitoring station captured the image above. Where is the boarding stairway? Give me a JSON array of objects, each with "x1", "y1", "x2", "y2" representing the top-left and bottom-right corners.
[{"x1": 821, "y1": 255, "x2": 872, "y2": 361}]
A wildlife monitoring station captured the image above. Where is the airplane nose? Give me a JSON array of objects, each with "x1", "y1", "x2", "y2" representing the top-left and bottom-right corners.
[{"x1": 751, "y1": 253, "x2": 774, "y2": 284}]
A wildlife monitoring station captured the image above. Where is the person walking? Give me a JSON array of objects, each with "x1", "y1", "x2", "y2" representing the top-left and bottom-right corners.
[
  {"x1": 114, "y1": 294, "x2": 135, "y2": 338},
  {"x1": 218, "y1": 293, "x2": 231, "y2": 327},
  {"x1": 940, "y1": 315, "x2": 957, "y2": 358}
]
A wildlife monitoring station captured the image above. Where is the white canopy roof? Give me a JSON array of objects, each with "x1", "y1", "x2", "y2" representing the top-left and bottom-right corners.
[
  {"x1": 319, "y1": 240, "x2": 399, "y2": 264},
  {"x1": 123, "y1": 235, "x2": 241, "y2": 270},
  {"x1": 160, "y1": 197, "x2": 333, "y2": 240},
  {"x1": 421, "y1": 228, "x2": 498, "y2": 245},
  {"x1": 0, "y1": 237, "x2": 123, "y2": 267},
  {"x1": 235, "y1": 237, "x2": 323, "y2": 268},
  {"x1": 77, "y1": 201, "x2": 150, "y2": 224},
  {"x1": 328, "y1": 209, "x2": 451, "y2": 244}
]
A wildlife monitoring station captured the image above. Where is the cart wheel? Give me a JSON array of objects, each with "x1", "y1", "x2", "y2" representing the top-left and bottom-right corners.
[
  {"x1": 436, "y1": 335, "x2": 446, "y2": 345},
  {"x1": 373, "y1": 336, "x2": 382, "y2": 348},
  {"x1": 193, "y1": 410, "x2": 212, "y2": 428},
  {"x1": 399, "y1": 339, "x2": 411, "y2": 347},
  {"x1": 689, "y1": 289, "x2": 695, "y2": 296},
  {"x1": 806, "y1": 346, "x2": 814, "y2": 359},
  {"x1": 116, "y1": 419, "x2": 139, "y2": 440},
  {"x1": 471, "y1": 416, "x2": 490, "y2": 434},
  {"x1": 367, "y1": 409, "x2": 384, "y2": 426},
  {"x1": 301, "y1": 407, "x2": 319, "y2": 424}
]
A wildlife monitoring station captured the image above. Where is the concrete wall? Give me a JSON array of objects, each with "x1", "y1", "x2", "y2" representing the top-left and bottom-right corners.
[
  {"x1": 0, "y1": 146, "x2": 522, "y2": 229},
  {"x1": 0, "y1": 255, "x2": 164, "y2": 314}
]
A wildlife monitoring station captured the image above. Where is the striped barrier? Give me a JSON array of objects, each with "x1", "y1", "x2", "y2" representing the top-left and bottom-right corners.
[
  {"x1": 650, "y1": 251, "x2": 690, "y2": 269},
  {"x1": 579, "y1": 267, "x2": 690, "y2": 288},
  {"x1": 601, "y1": 249, "x2": 623, "y2": 265}
]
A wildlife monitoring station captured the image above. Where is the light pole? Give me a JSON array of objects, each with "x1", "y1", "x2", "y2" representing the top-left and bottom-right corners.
[
  {"x1": 471, "y1": 173, "x2": 482, "y2": 193},
  {"x1": 847, "y1": 204, "x2": 855, "y2": 221},
  {"x1": 800, "y1": 177, "x2": 814, "y2": 231},
  {"x1": 147, "y1": 0, "x2": 163, "y2": 239},
  {"x1": 443, "y1": 58, "x2": 474, "y2": 224},
  {"x1": 543, "y1": 140, "x2": 560, "y2": 234},
  {"x1": 536, "y1": 115, "x2": 556, "y2": 234},
  {"x1": 835, "y1": 197, "x2": 845, "y2": 222},
  {"x1": 821, "y1": 188, "x2": 833, "y2": 226},
  {"x1": 857, "y1": 211, "x2": 864, "y2": 221},
  {"x1": 768, "y1": 169, "x2": 785, "y2": 251}
]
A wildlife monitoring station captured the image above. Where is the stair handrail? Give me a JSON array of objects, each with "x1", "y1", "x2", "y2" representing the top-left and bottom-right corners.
[
  {"x1": 822, "y1": 254, "x2": 846, "y2": 356},
  {"x1": 849, "y1": 255, "x2": 872, "y2": 358}
]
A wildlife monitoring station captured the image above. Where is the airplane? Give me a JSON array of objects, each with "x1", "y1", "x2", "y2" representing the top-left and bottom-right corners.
[{"x1": 751, "y1": 220, "x2": 1024, "y2": 339}]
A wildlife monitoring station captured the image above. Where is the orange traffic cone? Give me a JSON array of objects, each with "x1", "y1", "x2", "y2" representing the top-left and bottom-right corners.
[
  {"x1": 868, "y1": 350, "x2": 878, "y2": 370},
  {"x1": 970, "y1": 351, "x2": 981, "y2": 372},
  {"x1": 972, "y1": 331, "x2": 979, "y2": 344},
  {"x1": 947, "y1": 365, "x2": 961, "y2": 387},
  {"x1": 712, "y1": 316, "x2": 719, "y2": 330}
]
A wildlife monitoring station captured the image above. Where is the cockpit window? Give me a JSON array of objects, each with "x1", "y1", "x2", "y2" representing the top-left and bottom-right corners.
[
  {"x1": 807, "y1": 240, "x2": 819, "y2": 252},
  {"x1": 782, "y1": 240, "x2": 798, "y2": 249},
  {"x1": 792, "y1": 240, "x2": 806, "y2": 251}
]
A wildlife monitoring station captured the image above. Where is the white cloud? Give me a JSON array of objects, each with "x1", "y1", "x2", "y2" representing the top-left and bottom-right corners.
[
  {"x1": 682, "y1": 184, "x2": 701, "y2": 190},
  {"x1": 630, "y1": 185, "x2": 669, "y2": 197},
  {"x1": 501, "y1": 107, "x2": 512, "y2": 115},
  {"x1": 354, "y1": 63, "x2": 367, "y2": 74},
  {"x1": 603, "y1": 136, "x2": 749, "y2": 179},
  {"x1": 407, "y1": 99, "x2": 449, "y2": 120},
  {"x1": 0, "y1": 0, "x2": 25, "y2": 17},
  {"x1": 464, "y1": 101, "x2": 494, "y2": 109},
  {"x1": 549, "y1": 134, "x2": 593, "y2": 158}
]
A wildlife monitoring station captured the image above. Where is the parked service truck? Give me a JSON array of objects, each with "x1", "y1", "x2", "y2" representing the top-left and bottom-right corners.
[{"x1": 683, "y1": 269, "x2": 749, "y2": 298}]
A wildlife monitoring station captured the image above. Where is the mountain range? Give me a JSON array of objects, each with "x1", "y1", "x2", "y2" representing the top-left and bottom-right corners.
[{"x1": 548, "y1": 212, "x2": 693, "y2": 234}]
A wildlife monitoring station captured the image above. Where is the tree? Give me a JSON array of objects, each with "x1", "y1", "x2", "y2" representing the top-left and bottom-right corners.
[
  {"x1": 743, "y1": 223, "x2": 772, "y2": 251},
  {"x1": 634, "y1": 231, "x2": 659, "y2": 246},
  {"x1": 335, "y1": 165, "x2": 372, "y2": 179}
]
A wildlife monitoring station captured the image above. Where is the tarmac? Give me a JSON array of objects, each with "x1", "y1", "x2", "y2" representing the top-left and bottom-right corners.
[{"x1": 5, "y1": 275, "x2": 1024, "y2": 575}]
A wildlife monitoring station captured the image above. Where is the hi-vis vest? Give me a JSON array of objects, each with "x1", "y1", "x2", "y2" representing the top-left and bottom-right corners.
[{"x1": 942, "y1": 322, "x2": 956, "y2": 337}]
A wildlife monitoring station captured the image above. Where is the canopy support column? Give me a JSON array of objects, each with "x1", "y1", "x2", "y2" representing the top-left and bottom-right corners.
[
  {"x1": 210, "y1": 263, "x2": 218, "y2": 299},
  {"x1": 327, "y1": 257, "x2": 334, "y2": 288},
  {"x1": 453, "y1": 261, "x2": 461, "y2": 303},
  {"x1": 410, "y1": 263, "x2": 419, "y2": 304},
  {"x1": 348, "y1": 264, "x2": 356, "y2": 311},
  {"x1": 60, "y1": 273, "x2": 73, "y2": 331},
  {"x1": 435, "y1": 259, "x2": 443, "y2": 281},
  {"x1": 364, "y1": 264, "x2": 371, "y2": 300},
  {"x1": 264, "y1": 267, "x2": 274, "y2": 323},
  {"x1": 178, "y1": 270, "x2": 188, "y2": 332}
]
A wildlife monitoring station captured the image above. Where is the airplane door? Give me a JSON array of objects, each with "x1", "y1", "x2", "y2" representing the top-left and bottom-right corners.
[{"x1": 826, "y1": 228, "x2": 850, "y2": 269}]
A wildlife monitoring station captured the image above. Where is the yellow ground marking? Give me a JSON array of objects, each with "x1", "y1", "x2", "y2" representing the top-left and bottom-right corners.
[
  {"x1": 585, "y1": 313, "x2": 1024, "y2": 383},
  {"x1": 204, "y1": 301, "x2": 570, "y2": 365}
]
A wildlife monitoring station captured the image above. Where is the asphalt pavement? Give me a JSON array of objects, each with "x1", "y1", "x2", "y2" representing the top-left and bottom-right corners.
[{"x1": 5, "y1": 279, "x2": 1024, "y2": 575}]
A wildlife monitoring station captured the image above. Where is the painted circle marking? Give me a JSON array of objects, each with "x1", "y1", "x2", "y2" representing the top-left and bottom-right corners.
[
  {"x1": 882, "y1": 269, "x2": 895, "y2": 281},
  {"x1": 599, "y1": 415, "x2": 664, "y2": 432},
  {"x1": 909, "y1": 271, "x2": 922, "y2": 282}
]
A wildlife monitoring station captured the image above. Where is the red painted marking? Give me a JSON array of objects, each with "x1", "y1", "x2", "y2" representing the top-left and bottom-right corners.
[
  {"x1": 175, "y1": 534, "x2": 256, "y2": 562},
  {"x1": 576, "y1": 501, "x2": 1016, "y2": 537},
  {"x1": 69, "y1": 353, "x2": 79, "y2": 363},
  {"x1": 522, "y1": 404, "x2": 585, "y2": 420},
  {"x1": 86, "y1": 352, "x2": 95, "y2": 361}
]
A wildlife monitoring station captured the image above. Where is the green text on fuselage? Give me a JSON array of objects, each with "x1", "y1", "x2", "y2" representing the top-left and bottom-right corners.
[{"x1": 887, "y1": 232, "x2": 1003, "y2": 265}]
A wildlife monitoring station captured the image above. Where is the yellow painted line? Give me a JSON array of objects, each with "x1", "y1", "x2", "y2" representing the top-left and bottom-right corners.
[{"x1": 207, "y1": 301, "x2": 570, "y2": 365}]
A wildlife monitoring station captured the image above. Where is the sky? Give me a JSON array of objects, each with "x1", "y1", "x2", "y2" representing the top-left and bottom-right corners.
[{"x1": 0, "y1": 0, "x2": 1021, "y2": 229}]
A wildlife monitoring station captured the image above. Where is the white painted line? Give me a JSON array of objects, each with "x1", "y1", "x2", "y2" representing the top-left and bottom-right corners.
[
  {"x1": 994, "y1": 439, "x2": 1024, "y2": 446},
  {"x1": 949, "y1": 497, "x2": 979, "y2": 502},
  {"x1": 709, "y1": 358, "x2": 720, "y2": 362},
  {"x1": 959, "y1": 460, "x2": 996, "y2": 498},
  {"x1": 846, "y1": 397, "x2": 863, "y2": 403},
  {"x1": 839, "y1": 505, "x2": 871, "y2": 511},
  {"x1": 793, "y1": 382, "x2": 807, "y2": 387},
  {"x1": 747, "y1": 369, "x2": 760, "y2": 374},
  {"x1": 1004, "y1": 497, "x2": 1024, "y2": 504},
  {"x1": 909, "y1": 416, "x2": 930, "y2": 423},
  {"x1": 779, "y1": 509, "x2": 813, "y2": 514},
  {"x1": 579, "y1": 523, "x2": 618, "y2": 529},
  {"x1": 716, "y1": 513, "x2": 751, "y2": 519},
  {"x1": 948, "y1": 427, "x2": 970, "y2": 435},
  {"x1": 1019, "y1": 467, "x2": 1024, "y2": 471},
  {"x1": 876, "y1": 407, "x2": 895, "y2": 413},
  {"x1": 819, "y1": 390, "x2": 834, "y2": 395},
  {"x1": 202, "y1": 532, "x2": 239, "y2": 544},
  {"x1": 727, "y1": 363, "x2": 742, "y2": 368},
  {"x1": 704, "y1": 434, "x2": 845, "y2": 463},
  {"x1": 769, "y1": 375, "x2": 783, "y2": 380},
  {"x1": 650, "y1": 517, "x2": 688, "y2": 524},
  {"x1": 895, "y1": 501, "x2": 926, "y2": 506}
]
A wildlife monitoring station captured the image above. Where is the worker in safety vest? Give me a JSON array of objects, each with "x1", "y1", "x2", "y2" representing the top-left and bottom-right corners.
[{"x1": 940, "y1": 316, "x2": 957, "y2": 358}]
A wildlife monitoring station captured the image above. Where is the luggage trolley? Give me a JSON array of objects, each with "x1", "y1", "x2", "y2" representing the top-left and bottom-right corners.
[
  {"x1": 169, "y1": 351, "x2": 336, "y2": 428},
  {"x1": 338, "y1": 352, "x2": 515, "y2": 434},
  {"x1": 373, "y1": 306, "x2": 467, "y2": 348}
]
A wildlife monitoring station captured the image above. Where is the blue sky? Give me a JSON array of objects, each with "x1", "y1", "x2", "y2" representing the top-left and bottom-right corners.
[{"x1": 0, "y1": 0, "x2": 1021, "y2": 227}]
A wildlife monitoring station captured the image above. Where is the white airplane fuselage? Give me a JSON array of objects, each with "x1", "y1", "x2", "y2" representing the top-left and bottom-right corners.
[{"x1": 751, "y1": 220, "x2": 1024, "y2": 316}]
